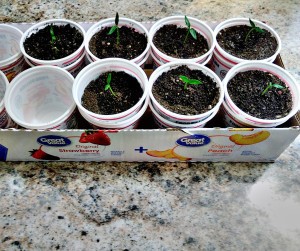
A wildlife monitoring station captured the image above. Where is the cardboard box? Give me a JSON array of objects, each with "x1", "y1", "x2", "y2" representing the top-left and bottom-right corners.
[{"x1": 0, "y1": 22, "x2": 299, "y2": 162}]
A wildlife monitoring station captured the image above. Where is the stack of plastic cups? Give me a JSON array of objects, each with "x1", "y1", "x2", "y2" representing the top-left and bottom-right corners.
[
  {"x1": 19, "y1": 19, "x2": 86, "y2": 77},
  {"x1": 212, "y1": 18, "x2": 281, "y2": 80},
  {"x1": 222, "y1": 61, "x2": 300, "y2": 128},
  {"x1": 0, "y1": 24, "x2": 26, "y2": 82},
  {"x1": 4, "y1": 66, "x2": 77, "y2": 129},
  {"x1": 149, "y1": 61, "x2": 224, "y2": 128},
  {"x1": 73, "y1": 58, "x2": 149, "y2": 130},
  {"x1": 148, "y1": 16, "x2": 216, "y2": 68},
  {"x1": 85, "y1": 17, "x2": 150, "y2": 68}
]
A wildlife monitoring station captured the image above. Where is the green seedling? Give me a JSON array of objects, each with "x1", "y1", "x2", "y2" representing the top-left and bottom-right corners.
[
  {"x1": 49, "y1": 26, "x2": 59, "y2": 54},
  {"x1": 245, "y1": 18, "x2": 264, "y2": 42},
  {"x1": 105, "y1": 73, "x2": 116, "y2": 97},
  {"x1": 179, "y1": 75, "x2": 202, "y2": 90},
  {"x1": 261, "y1": 82, "x2": 285, "y2": 96},
  {"x1": 183, "y1": 15, "x2": 197, "y2": 44},
  {"x1": 108, "y1": 12, "x2": 120, "y2": 47}
]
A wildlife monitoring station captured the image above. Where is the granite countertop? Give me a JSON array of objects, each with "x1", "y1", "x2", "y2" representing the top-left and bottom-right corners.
[{"x1": 1, "y1": 0, "x2": 300, "y2": 250}]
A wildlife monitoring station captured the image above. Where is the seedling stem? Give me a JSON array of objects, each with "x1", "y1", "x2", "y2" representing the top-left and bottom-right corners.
[{"x1": 105, "y1": 73, "x2": 116, "y2": 97}]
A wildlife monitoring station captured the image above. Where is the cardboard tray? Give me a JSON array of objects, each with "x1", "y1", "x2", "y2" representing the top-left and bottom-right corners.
[{"x1": 0, "y1": 22, "x2": 299, "y2": 162}]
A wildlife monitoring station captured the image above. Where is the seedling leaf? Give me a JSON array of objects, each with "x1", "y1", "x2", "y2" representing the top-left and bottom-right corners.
[
  {"x1": 249, "y1": 19, "x2": 256, "y2": 28},
  {"x1": 179, "y1": 75, "x2": 202, "y2": 90},
  {"x1": 179, "y1": 75, "x2": 189, "y2": 83},
  {"x1": 115, "y1": 12, "x2": 119, "y2": 25},
  {"x1": 190, "y1": 28, "x2": 197, "y2": 40},
  {"x1": 108, "y1": 25, "x2": 117, "y2": 35},
  {"x1": 185, "y1": 15, "x2": 191, "y2": 29},
  {"x1": 50, "y1": 26, "x2": 56, "y2": 43}
]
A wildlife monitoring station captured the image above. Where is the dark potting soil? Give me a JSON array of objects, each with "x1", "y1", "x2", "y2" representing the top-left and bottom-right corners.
[
  {"x1": 24, "y1": 24, "x2": 83, "y2": 60},
  {"x1": 81, "y1": 71, "x2": 143, "y2": 115},
  {"x1": 227, "y1": 70, "x2": 292, "y2": 120},
  {"x1": 216, "y1": 25, "x2": 278, "y2": 60},
  {"x1": 153, "y1": 24, "x2": 209, "y2": 59},
  {"x1": 89, "y1": 26, "x2": 147, "y2": 60},
  {"x1": 152, "y1": 65, "x2": 220, "y2": 115}
]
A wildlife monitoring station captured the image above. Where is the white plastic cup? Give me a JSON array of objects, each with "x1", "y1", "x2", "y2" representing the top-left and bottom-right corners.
[
  {"x1": 80, "y1": 96, "x2": 149, "y2": 129},
  {"x1": 4, "y1": 66, "x2": 77, "y2": 129},
  {"x1": 25, "y1": 51, "x2": 86, "y2": 77},
  {"x1": 149, "y1": 60, "x2": 224, "y2": 124},
  {"x1": 213, "y1": 18, "x2": 282, "y2": 79},
  {"x1": 223, "y1": 61, "x2": 300, "y2": 128},
  {"x1": 73, "y1": 58, "x2": 149, "y2": 122},
  {"x1": 0, "y1": 24, "x2": 25, "y2": 82},
  {"x1": 85, "y1": 17, "x2": 150, "y2": 65},
  {"x1": 20, "y1": 19, "x2": 85, "y2": 68},
  {"x1": 150, "y1": 100, "x2": 218, "y2": 129},
  {"x1": 148, "y1": 16, "x2": 215, "y2": 65}
]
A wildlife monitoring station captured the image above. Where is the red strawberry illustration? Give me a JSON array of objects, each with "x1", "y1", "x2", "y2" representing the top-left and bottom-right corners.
[
  {"x1": 85, "y1": 131, "x2": 111, "y2": 145},
  {"x1": 79, "y1": 132, "x2": 89, "y2": 143},
  {"x1": 29, "y1": 146, "x2": 60, "y2": 160},
  {"x1": 78, "y1": 130, "x2": 111, "y2": 146}
]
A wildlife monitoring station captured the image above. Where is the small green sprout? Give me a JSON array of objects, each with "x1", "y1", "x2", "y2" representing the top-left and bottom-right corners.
[
  {"x1": 261, "y1": 82, "x2": 285, "y2": 96},
  {"x1": 49, "y1": 26, "x2": 59, "y2": 54},
  {"x1": 245, "y1": 18, "x2": 264, "y2": 42},
  {"x1": 179, "y1": 75, "x2": 202, "y2": 90},
  {"x1": 105, "y1": 73, "x2": 116, "y2": 97},
  {"x1": 108, "y1": 12, "x2": 120, "y2": 47},
  {"x1": 183, "y1": 15, "x2": 197, "y2": 44}
]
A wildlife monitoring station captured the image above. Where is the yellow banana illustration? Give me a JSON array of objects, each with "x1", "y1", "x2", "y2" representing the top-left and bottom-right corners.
[
  {"x1": 229, "y1": 131, "x2": 270, "y2": 145},
  {"x1": 146, "y1": 147, "x2": 191, "y2": 161}
]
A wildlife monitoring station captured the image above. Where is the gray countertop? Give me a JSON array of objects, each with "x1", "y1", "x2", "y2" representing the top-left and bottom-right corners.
[{"x1": 1, "y1": 0, "x2": 300, "y2": 250}]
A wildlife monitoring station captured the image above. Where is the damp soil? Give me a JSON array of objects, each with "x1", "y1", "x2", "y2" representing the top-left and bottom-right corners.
[
  {"x1": 227, "y1": 70, "x2": 292, "y2": 120},
  {"x1": 81, "y1": 71, "x2": 143, "y2": 115},
  {"x1": 23, "y1": 24, "x2": 83, "y2": 60},
  {"x1": 152, "y1": 65, "x2": 220, "y2": 115},
  {"x1": 89, "y1": 26, "x2": 147, "y2": 60},
  {"x1": 153, "y1": 24, "x2": 209, "y2": 59},
  {"x1": 216, "y1": 25, "x2": 278, "y2": 60}
]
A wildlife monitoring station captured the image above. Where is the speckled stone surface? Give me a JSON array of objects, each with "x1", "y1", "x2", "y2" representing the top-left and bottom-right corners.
[{"x1": 1, "y1": 0, "x2": 300, "y2": 250}]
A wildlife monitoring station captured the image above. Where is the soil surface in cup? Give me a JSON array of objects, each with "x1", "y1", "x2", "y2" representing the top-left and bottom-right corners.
[
  {"x1": 81, "y1": 71, "x2": 143, "y2": 115},
  {"x1": 216, "y1": 25, "x2": 278, "y2": 60},
  {"x1": 89, "y1": 26, "x2": 147, "y2": 60},
  {"x1": 152, "y1": 65, "x2": 220, "y2": 115},
  {"x1": 227, "y1": 70, "x2": 292, "y2": 120},
  {"x1": 24, "y1": 24, "x2": 83, "y2": 60},
  {"x1": 153, "y1": 24, "x2": 209, "y2": 59}
]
